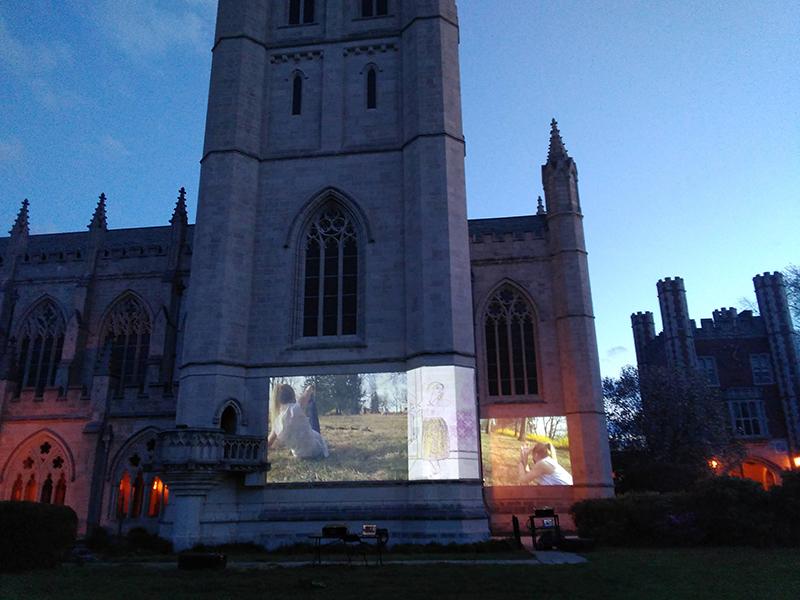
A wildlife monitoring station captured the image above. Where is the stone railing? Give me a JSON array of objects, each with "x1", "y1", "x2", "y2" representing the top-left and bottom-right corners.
[{"x1": 156, "y1": 428, "x2": 267, "y2": 473}]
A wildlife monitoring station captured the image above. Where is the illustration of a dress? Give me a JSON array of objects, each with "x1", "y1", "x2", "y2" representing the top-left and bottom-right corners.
[
  {"x1": 421, "y1": 382, "x2": 450, "y2": 463},
  {"x1": 422, "y1": 417, "x2": 449, "y2": 460}
]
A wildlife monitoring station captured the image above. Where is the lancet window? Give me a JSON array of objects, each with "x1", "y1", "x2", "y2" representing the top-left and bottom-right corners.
[
  {"x1": 302, "y1": 203, "x2": 358, "y2": 337},
  {"x1": 102, "y1": 295, "x2": 151, "y2": 396},
  {"x1": 484, "y1": 286, "x2": 539, "y2": 397},
  {"x1": 17, "y1": 300, "x2": 65, "y2": 396}
]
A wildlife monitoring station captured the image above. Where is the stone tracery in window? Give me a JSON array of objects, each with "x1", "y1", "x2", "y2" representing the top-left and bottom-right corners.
[
  {"x1": 484, "y1": 285, "x2": 539, "y2": 397},
  {"x1": 17, "y1": 300, "x2": 65, "y2": 396},
  {"x1": 102, "y1": 295, "x2": 151, "y2": 395},
  {"x1": 302, "y1": 203, "x2": 358, "y2": 337},
  {"x1": 5, "y1": 435, "x2": 70, "y2": 505}
]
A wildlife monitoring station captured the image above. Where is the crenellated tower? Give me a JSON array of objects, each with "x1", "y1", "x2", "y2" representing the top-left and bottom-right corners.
[
  {"x1": 754, "y1": 272, "x2": 800, "y2": 455},
  {"x1": 631, "y1": 310, "x2": 656, "y2": 366},
  {"x1": 656, "y1": 276, "x2": 698, "y2": 370}
]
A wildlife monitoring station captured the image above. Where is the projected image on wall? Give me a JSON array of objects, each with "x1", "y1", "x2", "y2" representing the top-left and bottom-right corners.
[
  {"x1": 268, "y1": 373, "x2": 408, "y2": 483},
  {"x1": 480, "y1": 416, "x2": 572, "y2": 486}
]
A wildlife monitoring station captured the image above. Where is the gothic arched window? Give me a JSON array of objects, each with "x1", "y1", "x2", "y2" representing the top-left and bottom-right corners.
[
  {"x1": 302, "y1": 203, "x2": 358, "y2": 337},
  {"x1": 484, "y1": 286, "x2": 539, "y2": 397},
  {"x1": 17, "y1": 300, "x2": 65, "y2": 396},
  {"x1": 6, "y1": 435, "x2": 70, "y2": 504},
  {"x1": 102, "y1": 295, "x2": 151, "y2": 396},
  {"x1": 292, "y1": 74, "x2": 303, "y2": 115},
  {"x1": 366, "y1": 67, "x2": 377, "y2": 109}
]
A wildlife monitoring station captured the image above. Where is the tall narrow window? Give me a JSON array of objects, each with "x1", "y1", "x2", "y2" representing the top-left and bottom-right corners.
[
  {"x1": 484, "y1": 286, "x2": 538, "y2": 397},
  {"x1": 10, "y1": 474, "x2": 23, "y2": 501},
  {"x1": 40, "y1": 474, "x2": 53, "y2": 504},
  {"x1": 130, "y1": 472, "x2": 144, "y2": 518},
  {"x1": 54, "y1": 473, "x2": 67, "y2": 506},
  {"x1": 361, "y1": 0, "x2": 388, "y2": 17},
  {"x1": 302, "y1": 204, "x2": 358, "y2": 337},
  {"x1": 17, "y1": 300, "x2": 65, "y2": 396},
  {"x1": 366, "y1": 67, "x2": 377, "y2": 109},
  {"x1": 102, "y1": 295, "x2": 151, "y2": 396},
  {"x1": 303, "y1": 0, "x2": 315, "y2": 23},
  {"x1": 292, "y1": 74, "x2": 303, "y2": 115},
  {"x1": 117, "y1": 472, "x2": 131, "y2": 517},
  {"x1": 289, "y1": 0, "x2": 315, "y2": 24},
  {"x1": 147, "y1": 477, "x2": 169, "y2": 518},
  {"x1": 24, "y1": 474, "x2": 37, "y2": 501}
]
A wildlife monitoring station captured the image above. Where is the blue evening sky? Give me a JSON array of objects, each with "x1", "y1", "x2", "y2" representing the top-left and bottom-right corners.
[{"x1": 1, "y1": 1, "x2": 798, "y2": 378}]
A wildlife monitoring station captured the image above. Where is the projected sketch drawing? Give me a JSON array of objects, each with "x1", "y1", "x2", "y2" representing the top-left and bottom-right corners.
[{"x1": 421, "y1": 382, "x2": 451, "y2": 474}]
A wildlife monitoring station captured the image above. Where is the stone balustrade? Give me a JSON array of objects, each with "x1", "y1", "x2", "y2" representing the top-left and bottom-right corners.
[{"x1": 155, "y1": 428, "x2": 267, "y2": 473}]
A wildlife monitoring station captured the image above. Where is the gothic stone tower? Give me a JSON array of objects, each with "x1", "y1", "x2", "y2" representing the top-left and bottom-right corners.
[{"x1": 158, "y1": 0, "x2": 486, "y2": 549}]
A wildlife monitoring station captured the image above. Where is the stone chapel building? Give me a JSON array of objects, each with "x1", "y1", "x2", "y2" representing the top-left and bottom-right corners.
[{"x1": 0, "y1": 0, "x2": 613, "y2": 549}]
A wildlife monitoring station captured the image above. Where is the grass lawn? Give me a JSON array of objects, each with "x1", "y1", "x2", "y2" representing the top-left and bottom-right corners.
[
  {"x1": 3, "y1": 548, "x2": 799, "y2": 600},
  {"x1": 268, "y1": 413, "x2": 407, "y2": 482},
  {"x1": 481, "y1": 428, "x2": 572, "y2": 486}
]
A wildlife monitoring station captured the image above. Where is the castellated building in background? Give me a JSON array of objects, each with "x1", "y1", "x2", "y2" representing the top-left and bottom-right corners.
[
  {"x1": 0, "y1": 0, "x2": 612, "y2": 549},
  {"x1": 632, "y1": 275, "x2": 800, "y2": 487}
]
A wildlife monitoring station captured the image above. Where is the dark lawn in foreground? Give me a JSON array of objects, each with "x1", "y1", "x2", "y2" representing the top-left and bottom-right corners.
[{"x1": 3, "y1": 548, "x2": 799, "y2": 600}]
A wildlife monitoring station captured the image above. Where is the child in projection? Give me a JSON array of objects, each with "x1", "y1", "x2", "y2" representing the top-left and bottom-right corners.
[
  {"x1": 298, "y1": 385, "x2": 321, "y2": 434},
  {"x1": 518, "y1": 442, "x2": 573, "y2": 485},
  {"x1": 421, "y1": 382, "x2": 450, "y2": 474},
  {"x1": 268, "y1": 383, "x2": 329, "y2": 459}
]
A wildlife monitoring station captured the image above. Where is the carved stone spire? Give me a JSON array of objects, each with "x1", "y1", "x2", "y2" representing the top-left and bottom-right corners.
[
  {"x1": 536, "y1": 195, "x2": 546, "y2": 215},
  {"x1": 171, "y1": 187, "x2": 188, "y2": 227},
  {"x1": 10, "y1": 199, "x2": 29, "y2": 236},
  {"x1": 89, "y1": 193, "x2": 108, "y2": 231},
  {"x1": 547, "y1": 118, "x2": 569, "y2": 163}
]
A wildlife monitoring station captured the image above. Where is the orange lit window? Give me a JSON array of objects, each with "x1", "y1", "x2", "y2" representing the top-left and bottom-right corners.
[
  {"x1": 10, "y1": 474, "x2": 23, "y2": 501},
  {"x1": 147, "y1": 477, "x2": 169, "y2": 517},
  {"x1": 54, "y1": 473, "x2": 67, "y2": 506},
  {"x1": 117, "y1": 472, "x2": 131, "y2": 518},
  {"x1": 24, "y1": 474, "x2": 37, "y2": 501}
]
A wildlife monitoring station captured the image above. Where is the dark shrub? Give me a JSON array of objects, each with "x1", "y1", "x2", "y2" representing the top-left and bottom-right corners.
[
  {"x1": 85, "y1": 525, "x2": 111, "y2": 551},
  {"x1": 126, "y1": 527, "x2": 173, "y2": 554},
  {"x1": 611, "y1": 452, "x2": 707, "y2": 493},
  {"x1": 687, "y1": 476, "x2": 772, "y2": 546},
  {"x1": 571, "y1": 493, "x2": 697, "y2": 546},
  {"x1": 0, "y1": 501, "x2": 78, "y2": 572},
  {"x1": 571, "y1": 476, "x2": 785, "y2": 547},
  {"x1": 769, "y1": 470, "x2": 800, "y2": 546}
]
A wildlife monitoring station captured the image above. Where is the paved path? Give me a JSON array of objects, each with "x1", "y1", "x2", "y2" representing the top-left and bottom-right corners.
[{"x1": 79, "y1": 552, "x2": 586, "y2": 569}]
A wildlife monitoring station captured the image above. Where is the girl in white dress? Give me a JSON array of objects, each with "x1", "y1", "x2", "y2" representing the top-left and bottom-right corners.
[
  {"x1": 518, "y1": 442, "x2": 573, "y2": 485},
  {"x1": 268, "y1": 384, "x2": 329, "y2": 459}
]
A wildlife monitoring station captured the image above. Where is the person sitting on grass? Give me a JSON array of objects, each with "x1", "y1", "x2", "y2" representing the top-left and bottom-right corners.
[
  {"x1": 518, "y1": 442, "x2": 573, "y2": 485},
  {"x1": 298, "y1": 385, "x2": 321, "y2": 434},
  {"x1": 268, "y1": 383, "x2": 329, "y2": 459}
]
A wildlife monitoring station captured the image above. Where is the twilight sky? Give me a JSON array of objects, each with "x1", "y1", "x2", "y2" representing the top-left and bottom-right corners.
[{"x1": 1, "y1": 1, "x2": 798, "y2": 378}]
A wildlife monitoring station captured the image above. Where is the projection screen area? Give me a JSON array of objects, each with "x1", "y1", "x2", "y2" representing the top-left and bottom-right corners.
[
  {"x1": 266, "y1": 366, "x2": 480, "y2": 483},
  {"x1": 480, "y1": 416, "x2": 573, "y2": 486}
]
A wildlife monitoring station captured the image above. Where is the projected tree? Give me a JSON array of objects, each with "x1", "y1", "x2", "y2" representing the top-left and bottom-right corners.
[{"x1": 303, "y1": 374, "x2": 365, "y2": 415}]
